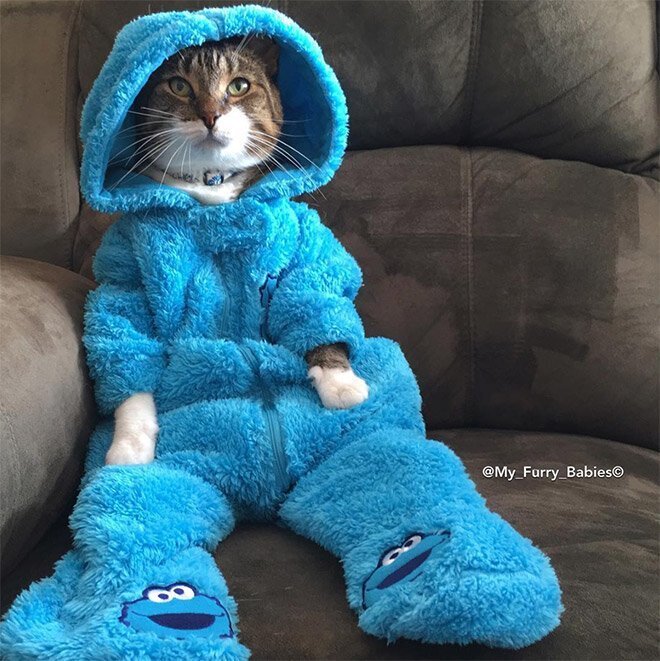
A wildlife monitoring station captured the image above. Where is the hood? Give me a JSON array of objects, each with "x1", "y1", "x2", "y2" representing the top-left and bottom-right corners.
[{"x1": 80, "y1": 6, "x2": 348, "y2": 213}]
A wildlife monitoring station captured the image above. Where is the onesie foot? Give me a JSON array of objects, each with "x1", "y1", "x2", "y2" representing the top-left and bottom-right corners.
[
  {"x1": 281, "y1": 433, "x2": 562, "y2": 649},
  {"x1": 0, "y1": 465, "x2": 250, "y2": 660},
  {"x1": 357, "y1": 504, "x2": 562, "y2": 649}
]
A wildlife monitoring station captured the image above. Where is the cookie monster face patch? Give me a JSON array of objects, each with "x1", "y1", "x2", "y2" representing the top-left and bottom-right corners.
[
  {"x1": 362, "y1": 530, "x2": 451, "y2": 608},
  {"x1": 120, "y1": 583, "x2": 233, "y2": 639}
]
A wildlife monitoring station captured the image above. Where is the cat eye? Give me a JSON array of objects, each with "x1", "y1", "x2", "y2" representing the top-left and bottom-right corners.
[
  {"x1": 168, "y1": 76, "x2": 193, "y2": 97},
  {"x1": 227, "y1": 77, "x2": 250, "y2": 97}
]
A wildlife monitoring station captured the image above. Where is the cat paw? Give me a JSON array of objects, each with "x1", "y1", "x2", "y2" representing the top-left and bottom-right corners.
[
  {"x1": 309, "y1": 366, "x2": 369, "y2": 409},
  {"x1": 106, "y1": 393, "x2": 158, "y2": 465},
  {"x1": 105, "y1": 432, "x2": 156, "y2": 465}
]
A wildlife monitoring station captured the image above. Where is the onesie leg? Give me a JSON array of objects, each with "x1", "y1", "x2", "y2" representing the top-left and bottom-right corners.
[
  {"x1": 0, "y1": 462, "x2": 249, "y2": 660},
  {"x1": 280, "y1": 431, "x2": 562, "y2": 649}
]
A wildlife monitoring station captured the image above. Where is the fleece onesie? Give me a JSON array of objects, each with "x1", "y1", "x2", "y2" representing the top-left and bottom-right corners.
[{"x1": 0, "y1": 6, "x2": 562, "y2": 659}]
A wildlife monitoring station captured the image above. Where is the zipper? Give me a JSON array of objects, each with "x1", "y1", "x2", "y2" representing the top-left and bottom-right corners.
[
  {"x1": 238, "y1": 343, "x2": 289, "y2": 493},
  {"x1": 255, "y1": 274, "x2": 288, "y2": 490},
  {"x1": 219, "y1": 263, "x2": 289, "y2": 492},
  {"x1": 217, "y1": 258, "x2": 232, "y2": 338},
  {"x1": 220, "y1": 290, "x2": 231, "y2": 337}
]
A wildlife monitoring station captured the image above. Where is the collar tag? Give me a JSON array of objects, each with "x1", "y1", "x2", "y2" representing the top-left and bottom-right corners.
[{"x1": 204, "y1": 171, "x2": 225, "y2": 186}]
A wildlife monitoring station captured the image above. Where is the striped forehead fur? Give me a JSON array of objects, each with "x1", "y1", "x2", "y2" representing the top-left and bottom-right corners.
[{"x1": 141, "y1": 37, "x2": 281, "y2": 136}]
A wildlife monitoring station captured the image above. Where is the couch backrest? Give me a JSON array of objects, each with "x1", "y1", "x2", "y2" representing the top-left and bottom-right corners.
[
  {"x1": 287, "y1": 0, "x2": 659, "y2": 174},
  {"x1": 76, "y1": 0, "x2": 659, "y2": 173},
  {"x1": 1, "y1": 1, "x2": 81, "y2": 268},
  {"x1": 2, "y1": 0, "x2": 658, "y2": 269}
]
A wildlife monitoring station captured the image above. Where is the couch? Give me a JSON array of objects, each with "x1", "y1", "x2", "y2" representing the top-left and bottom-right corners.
[{"x1": 1, "y1": 1, "x2": 658, "y2": 658}]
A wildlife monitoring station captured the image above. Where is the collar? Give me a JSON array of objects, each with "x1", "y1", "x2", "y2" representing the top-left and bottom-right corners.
[{"x1": 153, "y1": 167, "x2": 237, "y2": 186}]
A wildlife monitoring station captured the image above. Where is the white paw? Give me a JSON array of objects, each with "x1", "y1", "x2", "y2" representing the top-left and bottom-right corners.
[
  {"x1": 105, "y1": 433, "x2": 155, "y2": 465},
  {"x1": 106, "y1": 393, "x2": 158, "y2": 465},
  {"x1": 309, "y1": 366, "x2": 369, "y2": 410}
]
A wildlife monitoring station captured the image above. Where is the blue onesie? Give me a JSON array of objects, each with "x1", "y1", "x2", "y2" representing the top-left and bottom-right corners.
[{"x1": 0, "y1": 7, "x2": 562, "y2": 659}]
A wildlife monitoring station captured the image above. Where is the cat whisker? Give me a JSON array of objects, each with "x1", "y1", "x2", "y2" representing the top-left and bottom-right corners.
[
  {"x1": 244, "y1": 146, "x2": 268, "y2": 179},
  {"x1": 129, "y1": 141, "x2": 178, "y2": 183},
  {"x1": 114, "y1": 119, "x2": 170, "y2": 136},
  {"x1": 268, "y1": 128, "x2": 309, "y2": 138},
  {"x1": 127, "y1": 140, "x2": 178, "y2": 180},
  {"x1": 264, "y1": 146, "x2": 327, "y2": 201},
  {"x1": 248, "y1": 134, "x2": 317, "y2": 180},
  {"x1": 158, "y1": 137, "x2": 189, "y2": 187},
  {"x1": 263, "y1": 153, "x2": 322, "y2": 203},
  {"x1": 110, "y1": 137, "x2": 177, "y2": 189},
  {"x1": 264, "y1": 150, "x2": 325, "y2": 201},
  {"x1": 250, "y1": 130, "x2": 325, "y2": 176},
  {"x1": 245, "y1": 141, "x2": 281, "y2": 180},
  {"x1": 246, "y1": 137, "x2": 323, "y2": 202},
  {"x1": 277, "y1": 119, "x2": 313, "y2": 125},
  {"x1": 139, "y1": 106, "x2": 179, "y2": 117},
  {"x1": 108, "y1": 128, "x2": 181, "y2": 165},
  {"x1": 249, "y1": 130, "x2": 317, "y2": 177},
  {"x1": 109, "y1": 142, "x2": 168, "y2": 188},
  {"x1": 127, "y1": 110, "x2": 179, "y2": 121},
  {"x1": 230, "y1": 32, "x2": 254, "y2": 65},
  {"x1": 108, "y1": 135, "x2": 180, "y2": 169},
  {"x1": 181, "y1": 138, "x2": 192, "y2": 178}
]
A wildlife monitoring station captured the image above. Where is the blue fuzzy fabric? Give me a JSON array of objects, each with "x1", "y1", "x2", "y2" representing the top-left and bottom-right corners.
[{"x1": 1, "y1": 6, "x2": 561, "y2": 658}]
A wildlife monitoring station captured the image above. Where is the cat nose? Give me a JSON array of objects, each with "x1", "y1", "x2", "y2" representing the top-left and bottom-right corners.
[{"x1": 201, "y1": 112, "x2": 220, "y2": 130}]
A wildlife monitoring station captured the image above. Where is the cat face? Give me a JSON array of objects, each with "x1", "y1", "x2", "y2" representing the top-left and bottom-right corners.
[{"x1": 132, "y1": 37, "x2": 282, "y2": 181}]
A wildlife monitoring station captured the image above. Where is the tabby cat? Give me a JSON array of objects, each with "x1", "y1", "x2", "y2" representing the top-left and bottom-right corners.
[{"x1": 107, "y1": 37, "x2": 367, "y2": 464}]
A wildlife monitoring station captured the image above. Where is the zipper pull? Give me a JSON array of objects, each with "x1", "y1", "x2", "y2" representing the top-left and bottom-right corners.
[{"x1": 259, "y1": 274, "x2": 279, "y2": 339}]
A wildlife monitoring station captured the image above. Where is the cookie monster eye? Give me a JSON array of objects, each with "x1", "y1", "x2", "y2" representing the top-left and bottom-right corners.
[
  {"x1": 401, "y1": 534, "x2": 423, "y2": 552},
  {"x1": 170, "y1": 584, "x2": 196, "y2": 600},
  {"x1": 381, "y1": 547, "x2": 402, "y2": 566},
  {"x1": 146, "y1": 588, "x2": 173, "y2": 603}
]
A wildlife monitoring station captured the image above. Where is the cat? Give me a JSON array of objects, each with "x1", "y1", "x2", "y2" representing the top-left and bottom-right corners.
[
  {"x1": 133, "y1": 36, "x2": 281, "y2": 206},
  {"x1": 107, "y1": 37, "x2": 368, "y2": 465}
]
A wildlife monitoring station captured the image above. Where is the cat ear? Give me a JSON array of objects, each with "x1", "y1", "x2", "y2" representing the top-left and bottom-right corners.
[{"x1": 248, "y1": 36, "x2": 280, "y2": 78}]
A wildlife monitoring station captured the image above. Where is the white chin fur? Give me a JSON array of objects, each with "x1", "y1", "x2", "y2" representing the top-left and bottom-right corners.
[{"x1": 152, "y1": 107, "x2": 260, "y2": 177}]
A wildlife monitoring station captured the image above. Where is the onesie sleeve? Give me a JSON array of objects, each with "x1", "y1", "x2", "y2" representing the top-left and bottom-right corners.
[
  {"x1": 83, "y1": 220, "x2": 166, "y2": 415},
  {"x1": 266, "y1": 204, "x2": 365, "y2": 357}
]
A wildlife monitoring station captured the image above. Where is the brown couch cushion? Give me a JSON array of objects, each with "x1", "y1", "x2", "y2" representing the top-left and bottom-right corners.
[
  {"x1": 310, "y1": 146, "x2": 658, "y2": 448},
  {"x1": 0, "y1": 1, "x2": 81, "y2": 268},
  {"x1": 0, "y1": 257, "x2": 96, "y2": 573},
  {"x1": 3, "y1": 430, "x2": 657, "y2": 659}
]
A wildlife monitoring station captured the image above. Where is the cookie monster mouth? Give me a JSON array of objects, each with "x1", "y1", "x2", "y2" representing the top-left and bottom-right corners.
[
  {"x1": 377, "y1": 548, "x2": 433, "y2": 589},
  {"x1": 147, "y1": 613, "x2": 217, "y2": 630}
]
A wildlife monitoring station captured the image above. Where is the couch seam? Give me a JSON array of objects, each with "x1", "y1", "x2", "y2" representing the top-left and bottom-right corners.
[
  {"x1": 69, "y1": 0, "x2": 85, "y2": 272},
  {"x1": 461, "y1": 149, "x2": 476, "y2": 424},
  {"x1": 461, "y1": 0, "x2": 483, "y2": 144},
  {"x1": 58, "y1": 0, "x2": 83, "y2": 270},
  {"x1": 655, "y1": 0, "x2": 659, "y2": 73}
]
